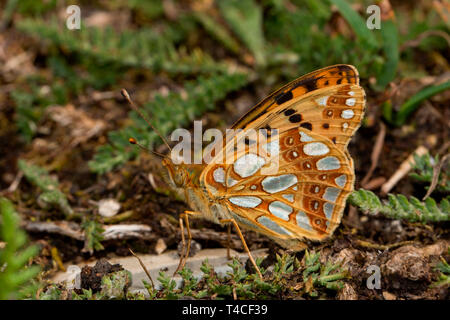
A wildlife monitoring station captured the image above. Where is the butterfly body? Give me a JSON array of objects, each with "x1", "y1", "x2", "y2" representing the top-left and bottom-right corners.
[
  {"x1": 162, "y1": 160, "x2": 230, "y2": 224},
  {"x1": 161, "y1": 65, "x2": 365, "y2": 252}
]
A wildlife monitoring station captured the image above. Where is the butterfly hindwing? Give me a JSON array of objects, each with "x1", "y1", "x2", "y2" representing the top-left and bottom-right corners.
[{"x1": 202, "y1": 127, "x2": 354, "y2": 242}]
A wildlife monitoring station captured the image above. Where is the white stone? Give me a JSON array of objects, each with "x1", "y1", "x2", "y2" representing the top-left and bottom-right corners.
[{"x1": 98, "y1": 199, "x2": 121, "y2": 217}]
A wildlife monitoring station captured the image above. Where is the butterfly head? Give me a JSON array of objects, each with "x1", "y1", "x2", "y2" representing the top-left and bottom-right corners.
[{"x1": 161, "y1": 158, "x2": 189, "y2": 189}]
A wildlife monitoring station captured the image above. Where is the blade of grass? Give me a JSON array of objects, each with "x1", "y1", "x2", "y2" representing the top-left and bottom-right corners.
[
  {"x1": 193, "y1": 12, "x2": 241, "y2": 55},
  {"x1": 395, "y1": 81, "x2": 450, "y2": 125},
  {"x1": 218, "y1": 0, "x2": 266, "y2": 66},
  {"x1": 376, "y1": 18, "x2": 399, "y2": 90},
  {"x1": 329, "y1": 0, "x2": 378, "y2": 49}
]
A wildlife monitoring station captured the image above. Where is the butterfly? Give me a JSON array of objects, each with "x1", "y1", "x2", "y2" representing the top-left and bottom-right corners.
[{"x1": 125, "y1": 64, "x2": 365, "y2": 278}]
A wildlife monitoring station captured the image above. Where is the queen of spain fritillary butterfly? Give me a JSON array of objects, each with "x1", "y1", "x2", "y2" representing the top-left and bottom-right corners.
[{"x1": 125, "y1": 64, "x2": 365, "y2": 278}]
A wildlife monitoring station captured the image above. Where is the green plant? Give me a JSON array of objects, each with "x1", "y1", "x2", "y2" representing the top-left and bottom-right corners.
[
  {"x1": 348, "y1": 189, "x2": 450, "y2": 222},
  {"x1": 218, "y1": 0, "x2": 266, "y2": 66},
  {"x1": 430, "y1": 258, "x2": 450, "y2": 288},
  {"x1": 410, "y1": 153, "x2": 450, "y2": 193},
  {"x1": 81, "y1": 220, "x2": 105, "y2": 254},
  {"x1": 89, "y1": 72, "x2": 250, "y2": 173},
  {"x1": 72, "y1": 288, "x2": 94, "y2": 300},
  {"x1": 157, "y1": 270, "x2": 179, "y2": 300},
  {"x1": 0, "y1": 197, "x2": 40, "y2": 300},
  {"x1": 383, "y1": 81, "x2": 450, "y2": 126},
  {"x1": 99, "y1": 270, "x2": 132, "y2": 299},
  {"x1": 302, "y1": 250, "x2": 347, "y2": 297},
  {"x1": 17, "y1": 19, "x2": 228, "y2": 76},
  {"x1": 18, "y1": 159, "x2": 73, "y2": 217}
]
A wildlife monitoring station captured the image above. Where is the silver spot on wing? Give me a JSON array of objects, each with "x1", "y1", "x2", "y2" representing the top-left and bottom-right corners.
[
  {"x1": 268, "y1": 201, "x2": 293, "y2": 221},
  {"x1": 303, "y1": 142, "x2": 330, "y2": 156},
  {"x1": 261, "y1": 174, "x2": 298, "y2": 194},
  {"x1": 233, "y1": 153, "x2": 266, "y2": 178},
  {"x1": 228, "y1": 196, "x2": 262, "y2": 208},
  {"x1": 316, "y1": 156, "x2": 340, "y2": 170},
  {"x1": 323, "y1": 202, "x2": 334, "y2": 219},
  {"x1": 296, "y1": 211, "x2": 312, "y2": 231},
  {"x1": 323, "y1": 187, "x2": 340, "y2": 202},
  {"x1": 335, "y1": 174, "x2": 347, "y2": 187},
  {"x1": 257, "y1": 216, "x2": 292, "y2": 235}
]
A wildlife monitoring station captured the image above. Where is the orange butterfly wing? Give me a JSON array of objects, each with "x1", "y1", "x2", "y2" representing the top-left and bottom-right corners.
[
  {"x1": 231, "y1": 64, "x2": 365, "y2": 150},
  {"x1": 199, "y1": 65, "x2": 365, "y2": 248}
]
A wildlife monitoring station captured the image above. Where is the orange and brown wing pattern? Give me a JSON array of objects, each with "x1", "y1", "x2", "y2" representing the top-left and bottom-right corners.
[
  {"x1": 231, "y1": 64, "x2": 359, "y2": 129},
  {"x1": 230, "y1": 65, "x2": 364, "y2": 151},
  {"x1": 201, "y1": 127, "x2": 354, "y2": 242},
  {"x1": 257, "y1": 84, "x2": 365, "y2": 150}
]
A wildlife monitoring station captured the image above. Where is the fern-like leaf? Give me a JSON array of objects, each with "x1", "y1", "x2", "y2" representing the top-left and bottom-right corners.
[
  {"x1": 410, "y1": 153, "x2": 450, "y2": 193},
  {"x1": 89, "y1": 72, "x2": 249, "y2": 173},
  {"x1": 17, "y1": 19, "x2": 229, "y2": 75},
  {"x1": 81, "y1": 220, "x2": 105, "y2": 255},
  {"x1": 0, "y1": 197, "x2": 40, "y2": 300},
  {"x1": 348, "y1": 189, "x2": 450, "y2": 222},
  {"x1": 18, "y1": 160, "x2": 73, "y2": 217}
]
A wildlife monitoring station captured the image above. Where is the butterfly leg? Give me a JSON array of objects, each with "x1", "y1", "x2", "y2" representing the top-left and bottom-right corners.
[
  {"x1": 226, "y1": 224, "x2": 231, "y2": 260},
  {"x1": 219, "y1": 219, "x2": 263, "y2": 279},
  {"x1": 174, "y1": 210, "x2": 199, "y2": 276}
]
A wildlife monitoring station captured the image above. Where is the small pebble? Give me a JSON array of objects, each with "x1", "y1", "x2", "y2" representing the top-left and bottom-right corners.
[
  {"x1": 155, "y1": 238, "x2": 167, "y2": 255},
  {"x1": 98, "y1": 199, "x2": 121, "y2": 217}
]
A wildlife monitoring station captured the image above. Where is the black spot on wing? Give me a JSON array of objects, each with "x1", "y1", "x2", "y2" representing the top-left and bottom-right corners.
[
  {"x1": 263, "y1": 125, "x2": 272, "y2": 136},
  {"x1": 289, "y1": 114, "x2": 302, "y2": 123},
  {"x1": 337, "y1": 65, "x2": 358, "y2": 82},
  {"x1": 275, "y1": 91, "x2": 294, "y2": 105},
  {"x1": 300, "y1": 122, "x2": 312, "y2": 130},
  {"x1": 293, "y1": 76, "x2": 322, "y2": 92},
  {"x1": 244, "y1": 137, "x2": 256, "y2": 146},
  {"x1": 284, "y1": 108, "x2": 295, "y2": 116}
]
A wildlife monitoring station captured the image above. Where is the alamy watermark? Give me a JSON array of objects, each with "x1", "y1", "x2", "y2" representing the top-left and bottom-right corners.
[
  {"x1": 366, "y1": 5, "x2": 381, "y2": 30},
  {"x1": 170, "y1": 121, "x2": 280, "y2": 174},
  {"x1": 66, "y1": 5, "x2": 81, "y2": 30},
  {"x1": 366, "y1": 265, "x2": 381, "y2": 289}
]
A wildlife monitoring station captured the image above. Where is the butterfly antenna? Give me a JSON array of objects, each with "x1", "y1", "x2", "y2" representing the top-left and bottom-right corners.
[
  {"x1": 129, "y1": 137, "x2": 166, "y2": 158},
  {"x1": 121, "y1": 89, "x2": 172, "y2": 152}
]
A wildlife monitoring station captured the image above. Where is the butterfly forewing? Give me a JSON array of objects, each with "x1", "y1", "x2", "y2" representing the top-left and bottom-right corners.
[
  {"x1": 255, "y1": 84, "x2": 365, "y2": 150},
  {"x1": 232, "y1": 65, "x2": 360, "y2": 132}
]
